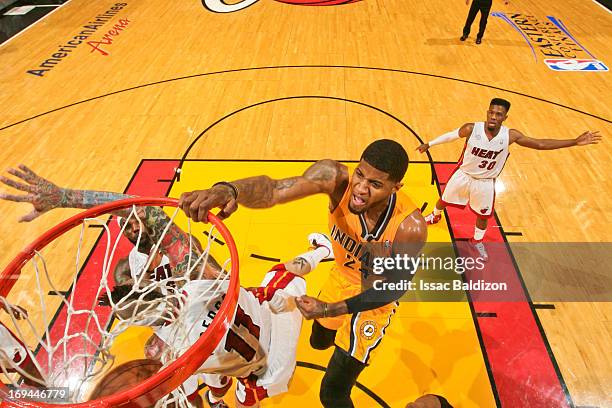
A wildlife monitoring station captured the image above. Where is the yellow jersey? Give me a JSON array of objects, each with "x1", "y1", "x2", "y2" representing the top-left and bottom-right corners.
[{"x1": 328, "y1": 185, "x2": 418, "y2": 285}]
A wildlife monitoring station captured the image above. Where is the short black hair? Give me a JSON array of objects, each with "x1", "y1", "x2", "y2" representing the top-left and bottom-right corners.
[
  {"x1": 490, "y1": 98, "x2": 511, "y2": 112},
  {"x1": 98, "y1": 284, "x2": 164, "y2": 307},
  {"x1": 360, "y1": 139, "x2": 408, "y2": 182}
]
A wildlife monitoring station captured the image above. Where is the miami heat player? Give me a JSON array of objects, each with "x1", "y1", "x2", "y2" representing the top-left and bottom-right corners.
[{"x1": 417, "y1": 98, "x2": 601, "y2": 260}]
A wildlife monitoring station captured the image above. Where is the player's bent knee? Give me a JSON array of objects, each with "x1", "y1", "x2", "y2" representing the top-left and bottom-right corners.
[
  {"x1": 310, "y1": 320, "x2": 336, "y2": 350},
  {"x1": 310, "y1": 334, "x2": 333, "y2": 350}
]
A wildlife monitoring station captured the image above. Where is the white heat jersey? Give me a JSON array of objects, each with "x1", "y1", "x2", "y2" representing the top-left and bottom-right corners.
[
  {"x1": 155, "y1": 280, "x2": 270, "y2": 379},
  {"x1": 459, "y1": 122, "x2": 510, "y2": 179},
  {"x1": 0, "y1": 323, "x2": 27, "y2": 366},
  {"x1": 128, "y1": 248, "x2": 170, "y2": 281}
]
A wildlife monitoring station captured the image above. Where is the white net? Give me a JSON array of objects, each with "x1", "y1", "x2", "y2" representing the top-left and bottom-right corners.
[{"x1": 0, "y1": 203, "x2": 233, "y2": 407}]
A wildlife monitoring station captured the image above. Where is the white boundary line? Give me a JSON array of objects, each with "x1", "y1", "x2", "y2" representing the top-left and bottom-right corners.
[
  {"x1": 0, "y1": 1, "x2": 70, "y2": 48},
  {"x1": 592, "y1": 0, "x2": 611, "y2": 13},
  {"x1": 4, "y1": 5, "x2": 59, "y2": 16}
]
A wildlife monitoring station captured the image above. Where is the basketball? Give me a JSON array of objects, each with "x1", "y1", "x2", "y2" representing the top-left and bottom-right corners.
[{"x1": 88, "y1": 359, "x2": 163, "y2": 400}]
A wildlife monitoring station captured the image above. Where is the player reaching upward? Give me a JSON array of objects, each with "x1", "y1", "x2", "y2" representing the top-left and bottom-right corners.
[
  {"x1": 0, "y1": 165, "x2": 332, "y2": 408},
  {"x1": 417, "y1": 98, "x2": 601, "y2": 260},
  {"x1": 178, "y1": 139, "x2": 428, "y2": 407},
  {"x1": 0, "y1": 165, "x2": 215, "y2": 284}
]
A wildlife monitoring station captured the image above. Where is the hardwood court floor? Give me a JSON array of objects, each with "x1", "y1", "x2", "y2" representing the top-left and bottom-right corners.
[{"x1": 0, "y1": 0, "x2": 610, "y2": 406}]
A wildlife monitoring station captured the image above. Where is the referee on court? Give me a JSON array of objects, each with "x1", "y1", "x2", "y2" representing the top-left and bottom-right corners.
[{"x1": 461, "y1": 0, "x2": 509, "y2": 44}]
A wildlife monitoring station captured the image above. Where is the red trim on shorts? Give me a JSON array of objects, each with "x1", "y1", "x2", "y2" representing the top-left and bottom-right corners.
[
  {"x1": 249, "y1": 264, "x2": 302, "y2": 304},
  {"x1": 440, "y1": 198, "x2": 466, "y2": 209},
  {"x1": 239, "y1": 374, "x2": 268, "y2": 406},
  {"x1": 468, "y1": 204, "x2": 495, "y2": 219},
  {"x1": 468, "y1": 178, "x2": 496, "y2": 219}
]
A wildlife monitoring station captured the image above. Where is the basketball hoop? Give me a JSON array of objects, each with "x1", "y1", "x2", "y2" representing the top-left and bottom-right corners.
[{"x1": 0, "y1": 197, "x2": 240, "y2": 407}]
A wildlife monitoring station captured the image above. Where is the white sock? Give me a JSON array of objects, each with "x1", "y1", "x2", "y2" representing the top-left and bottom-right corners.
[
  {"x1": 474, "y1": 226, "x2": 486, "y2": 241},
  {"x1": 433, "y1": 207, "x2": 442, "y2": 216},
  {"x1": 296, "y1": 246, "x2": 330, "y2": 271}
]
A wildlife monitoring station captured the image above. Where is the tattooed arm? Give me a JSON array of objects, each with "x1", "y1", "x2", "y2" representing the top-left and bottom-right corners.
[
  {"x1": 284, "y1": 256, "x2": 312, "y2": 276},
  {"x1": 0, "y1": 166, "x2": 178, "y2": 239},
  {"x1": 0, "y1": 165, "x2": 134, "y2": 221},
  {"x1": 136, "y1": 206, "x2": 222, "y2": 279},
  {"x1": 179, "y1": 159, "x2": 349, "y2": 222},
  {"x1": 113, "y1": 258, "x2": 132, "y2": 285},
  {"x1": 0, "y1": 165, "x2": 217, "y2": 280}
]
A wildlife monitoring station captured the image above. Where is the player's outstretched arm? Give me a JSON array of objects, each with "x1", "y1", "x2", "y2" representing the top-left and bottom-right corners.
[
  {"x1": 0, "y1": 165, "x2": 182, "y2": 254},
  {"x1": 296, "y1": 211, "x2": 427, "y2": 319},
  {"x1": 416, "y1": 123, "x2": 473, "y2": 153},
  {"x1": 510, "y1": 129, "x2": 602, "y2": 150},
  {"x1": 0, "y1": 165, "x2": 211, "y2": 278},
  {"x1": 179, "y1": 159, "x2": 348, "y2": 222},
  {"x1": 0, "y1": 164, "x2": 134, "y2": 222}
]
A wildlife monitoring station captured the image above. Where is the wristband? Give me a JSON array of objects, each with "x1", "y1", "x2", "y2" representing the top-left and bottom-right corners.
[{"x1": 212, "y1": 181, "x2": 238, "y2": 200}]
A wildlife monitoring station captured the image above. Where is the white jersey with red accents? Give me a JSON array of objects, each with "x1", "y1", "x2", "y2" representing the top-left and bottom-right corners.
[
  {"x1": 0, "y1": 323, "x2": 27, "y2": 366},
  {"x1": 155, "y1": 280, "x2": 271, "y2": 379},
  {"x1": 459, "y1": 122, "x2": 510, "y2": 179}
]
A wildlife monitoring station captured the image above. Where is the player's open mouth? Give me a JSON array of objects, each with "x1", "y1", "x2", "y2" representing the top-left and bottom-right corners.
[{"x1": 351, "y1": 195, "x2": 366, "y2": 207}]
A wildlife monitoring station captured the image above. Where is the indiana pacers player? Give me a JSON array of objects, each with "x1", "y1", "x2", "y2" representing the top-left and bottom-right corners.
[{"x1": 179, "y1": 139, "x2": 428, "y2": 407}]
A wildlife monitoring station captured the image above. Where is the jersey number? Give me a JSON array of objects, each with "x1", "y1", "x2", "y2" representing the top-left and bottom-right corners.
[
  {"x1": 478, "y1": 160, "x2": 497, "y2": 170},
  {"x1": 343, "y1": 252, "x2": 373, "y2": 278},
  {"x1": 223, "y1": 305, "x2": 260, "y2": 362}
]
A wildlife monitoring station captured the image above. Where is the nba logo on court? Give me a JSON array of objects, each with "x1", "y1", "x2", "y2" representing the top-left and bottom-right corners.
[{"x1": 544, "y1": 59, "x2": 609, "y2": 72}]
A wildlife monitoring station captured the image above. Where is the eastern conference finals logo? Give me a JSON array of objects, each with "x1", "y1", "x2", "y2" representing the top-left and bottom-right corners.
[
  {"x1": 206, "y1": 2, "x2": 607, "y2": 72},
  {"x1": 493, "y1": 12, "x2": 608, "y2": 72}
]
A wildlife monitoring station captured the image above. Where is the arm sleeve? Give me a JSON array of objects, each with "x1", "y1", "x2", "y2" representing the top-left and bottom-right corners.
[
  {"x1": 428, "y1": 128, "x2": 461, "y2": 147},
  {"x1": 344, "y1": 262, "x2": 416, "y2": 314}
]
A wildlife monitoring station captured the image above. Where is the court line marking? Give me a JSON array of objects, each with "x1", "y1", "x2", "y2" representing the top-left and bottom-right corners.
[
  {"x1": 591, "y1": 0, "x2": 611, "y2": 13},
  {"x1": 0, "y1": 1, "x2": 68, "y2": 47},
  {"x1": 432, "y1": 163, "x2": 502, "y2": 407},
  {"x1": 296, "y1": 361, "x2": 390, "y2": 407},
  {"x1": 493, "y1": 209, "x2": 574, "y2": 407},
  {"x1": 1, "y1": 65, "x2": 609, "y2": 133},
  {"x1": 173, "y1": 95, "x2": 435, "y2": 186},
  {"x1": 533, "y1": 304, "x2": 556, "y2": 310}
]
